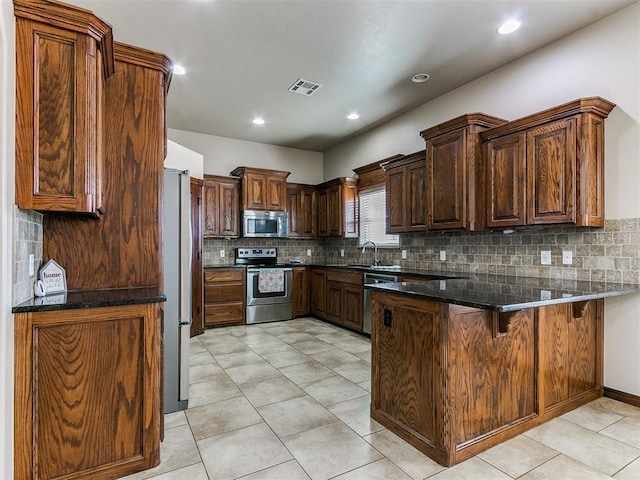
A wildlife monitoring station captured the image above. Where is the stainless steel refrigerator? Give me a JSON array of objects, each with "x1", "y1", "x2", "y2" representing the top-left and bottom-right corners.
[{"x1": 163, "y1": 168, "x2": 191, "y2": 412}]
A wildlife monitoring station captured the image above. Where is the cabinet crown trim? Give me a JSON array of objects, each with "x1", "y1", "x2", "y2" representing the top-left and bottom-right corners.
[
  {"x1": 230, "y1": 166, "x2": 291, "y2": 178},
  {"x1": 420, "y1": 113, "x2": 507, "y2": 140},
  {"x1": 480, "y1": 97, "x2": 616, "y2": 141},
  {"x1": 381, "y1": 150, "x2": 426, "y2": 170},
  {"x1": 316, "y1": 176, "x2": 358, "y2": 189},
  {"x1": 14, "y1": 0, "x2": 115, "y2": 77}
]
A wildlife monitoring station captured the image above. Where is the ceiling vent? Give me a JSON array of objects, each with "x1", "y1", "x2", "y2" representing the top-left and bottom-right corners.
[{"x1": 288, "y1": 78, "x2": 323, "y2": 96}]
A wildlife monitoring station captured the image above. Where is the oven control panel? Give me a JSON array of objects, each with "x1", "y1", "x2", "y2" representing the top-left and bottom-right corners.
[{"x1": 236, "y1": 248, "x2": 277, "y2": 259}]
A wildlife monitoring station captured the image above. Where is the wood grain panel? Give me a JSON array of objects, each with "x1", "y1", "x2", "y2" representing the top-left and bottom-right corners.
[
  {"x1": 292, "y1": 266, "x2": 310, "y2": 317},
  {"x1": 327, "y1": 185, "x2": 342, "y2": 236},
  {"x1": 448, "y1": 307, "x2": 535, "y2": 446},
  {"x1": 191, "y1": 178, "x2": 204, "y2": 337},
  {"x1": 43, "y1": 47, "x2": 169, "y2": 290},
  {"x1": 427, "y1": 129, "x2": 464, "y2": 229},
  {"x1": 316, "y1": 189, "x2": 329, "y2": 237},
  {"x1": 204, "y1": 269, "x2": 244, "y2": 283},
  {"x1": 408, "y1": 162, "x2": 426, "y2": 230},
  {"x1": 15, "y1": 304, "x2": 161, "y2": 480},
  {"x1": 311, "y1": 269, "x2": 327, "y2": 317},
  {"x1": 325, "y1": 282, "x2": 343, "y2": 322},
  {"x1": 204, "y1": 283, "x2": 244, "y2": 303},
  {"x1": 205, "y1": 304, "x2": 244, "y2": 326},
  {"x1": 386, "y1": 169, "x2": 405, "y2": 232},
  {"x1": 579, "y1": 114, "x2": 605, "y2": 226},
  {"x1": 300, "y1": 187, "x2": 317, "y2": 237},
  {"x1": 203, "y1": 181, "x2": 220, "y2": 236}
]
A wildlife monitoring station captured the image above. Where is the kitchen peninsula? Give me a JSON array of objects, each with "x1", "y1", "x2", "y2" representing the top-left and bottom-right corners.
[{"x1": 368, "y1": 274, "x2": 639, "y2": 466}]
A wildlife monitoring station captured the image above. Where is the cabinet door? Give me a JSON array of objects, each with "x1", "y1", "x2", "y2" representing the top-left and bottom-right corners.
[
  {"x1": 287, "y1": 186, "x2": 302, "y2": 237},
  {"x1": 292, "y1": 267, "x2": 310, "y2": 317},
  {"x1": 485, "y1": 133, "x2": 527, "y2": 228},
  {"x1": 386, "y1": 167, "x2": 406, "y2": 233},
  {"x1": 244, "y1": 173, "x2": 267, "y2": 210},
  {"x1": 317, "y1": 189, "x2": 329, "y2": 237},
  {"x1": 190, "y1": 179, "x2": 204, "y2": 337},
  {"x1": 220, "y1": 181, "x2": 239, "y2": 237},
  {"x1": 15, "y1": 19, "x2": 104, "y2": 215},
  {"x1": 342, "y1": 284, "x2": 363, "y2": 331},
  {"x1": 327, "y1": 185, "x2": 343, "y2": 236},
  {"x1": 343, "y1": 182, "x2": 359, "y2": 238},
  {"x1": 426, "y1": 129, "x2": 466, "y2": 230},
  {"x1": 300, "y1": 188, "x2": 317, "y2": 238},
  {"x1": 266, "y1": 175, "x2": 286, "y2": 210},
  {"x1": 203, "y1": 182, "x2": 220, "y2": 237},
  {"x1": 325, "y1": 282, "x2": 343, "y2": 322},
  {"x1": 311, "y1": 269, "x2": 327, "y2": 317},
  {"x1": 527, "y1": 118, "x2": 576, "y2": 224},
  {"x1": 407, "y1": 162, "x2": 427, "y2": 231}
]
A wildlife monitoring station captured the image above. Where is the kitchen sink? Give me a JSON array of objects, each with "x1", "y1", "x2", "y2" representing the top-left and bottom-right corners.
[{"x1": 370, "y1": 265, "x2": 402, "y2": 270}]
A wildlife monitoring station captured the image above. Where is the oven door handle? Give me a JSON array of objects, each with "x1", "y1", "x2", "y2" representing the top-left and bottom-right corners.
[{"x1": 247, "y1": 268, "x2": 293, "y2": 273}]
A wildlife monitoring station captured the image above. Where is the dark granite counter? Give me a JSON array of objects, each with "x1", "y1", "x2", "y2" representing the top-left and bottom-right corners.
[
  {"x1": 366, "y1": 274, "x2": 640, "y2": 312},
  {"x1": 314, "y1": 263, "x2": 460, "y2": 279},
  {"x1": 12, "y1": 287, "x2": 166, "y2": 313},
  {"x1": 203, "y1": 264, "x2": 246, "y2": 269}
]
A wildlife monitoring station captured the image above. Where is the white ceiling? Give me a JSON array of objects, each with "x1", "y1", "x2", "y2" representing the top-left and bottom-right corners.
[{"x1": 73, "y1": 0, "x2": 636, "y2": 152}]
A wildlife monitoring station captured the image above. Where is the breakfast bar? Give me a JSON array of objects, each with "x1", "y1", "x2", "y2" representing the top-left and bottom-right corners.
[{"x1": 367, "y1": 275, "x2": 639, "y2": 467}]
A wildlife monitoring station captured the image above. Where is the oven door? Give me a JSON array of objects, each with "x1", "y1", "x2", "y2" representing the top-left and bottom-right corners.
[{"x1": 246, "y1": 268, "x2": 292, "y2": 305}]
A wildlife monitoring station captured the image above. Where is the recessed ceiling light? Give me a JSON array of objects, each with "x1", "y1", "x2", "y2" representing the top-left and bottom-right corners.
[
  {"x1": 252, "y1": 118, "x2": 265, "y2": 125},
  {"x1": 497, "y1": 19, "x2": 521, "y2": 35},
  {"x1": 411, "y1": 73, "x2": 430, "y2": 83},
  {"x1": 347, "y1": 113, "x2": 360, "y2": 120},
  {"x1": 172, "y1": 64, "x2": 186, "y2": 75}
]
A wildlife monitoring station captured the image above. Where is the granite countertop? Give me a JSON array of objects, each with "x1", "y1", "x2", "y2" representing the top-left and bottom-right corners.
[
  {"x1": 203, "y1": 264, "x2": 247, "y2": 269},
  {"x1": 366, "y1": 274, "x2": 640, "y2": 312},
  {"x1": 12, "y1": 287, "x2": 166, "y2": 313}
]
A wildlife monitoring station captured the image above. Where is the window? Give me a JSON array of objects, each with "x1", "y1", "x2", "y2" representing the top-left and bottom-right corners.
[{"x1": 359, "y1": 186, "x2": 399, "y2": 247}]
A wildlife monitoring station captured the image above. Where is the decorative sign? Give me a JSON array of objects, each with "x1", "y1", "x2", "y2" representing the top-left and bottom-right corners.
[{"x1": 36, "y1": 259, "x2": 67, "y2": 296}]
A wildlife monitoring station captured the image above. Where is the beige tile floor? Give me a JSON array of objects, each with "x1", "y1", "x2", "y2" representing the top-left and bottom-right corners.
[{"x1": 123, "y1": 317, "x2": 640, "y2": 480}]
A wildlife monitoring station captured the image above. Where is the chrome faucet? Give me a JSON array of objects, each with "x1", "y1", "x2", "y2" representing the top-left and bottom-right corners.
[{"x1": 361, "y1": 241, "x2": 380, "y2": 266}]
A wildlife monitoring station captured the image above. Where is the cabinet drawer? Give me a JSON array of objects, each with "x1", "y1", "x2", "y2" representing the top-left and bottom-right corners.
[
  {"x1": 204, "y1": 268, "x2": 244, "y2": 283},
  {"x1": 205, "y1": 283, "x2": 244, "y2": 303},
  {"x1": 205, "y1": 303, "x2": 244, "y2": 326},
  {"x1": 326, "y1": 270, "x2": 363, "y2": 286}
]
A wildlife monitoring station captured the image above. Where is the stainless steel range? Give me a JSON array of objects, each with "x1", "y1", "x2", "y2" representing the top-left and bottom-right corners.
[{"x1": 235, "y1": 248, "x2": 293, "y2": 324}]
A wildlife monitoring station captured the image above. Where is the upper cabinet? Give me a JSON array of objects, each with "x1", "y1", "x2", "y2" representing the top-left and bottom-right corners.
[
  {"x1": 14, "y1": 0, "x2": 115, "y2": 217},
  {"x1": 317, "y1": 177, "x2": 358, "y2": 238},
  {"x1": 420, "y1": 114, "x2": 507, "y2": 231},
  {"x1": 382, "y1": 150, "x2": 427, "y2": 234},
  {"x1": 481, "y1": 97, "x2": 615, "y2": 228},
  {"x1": 203, "y1": 175, "x2": 240, "y2": 238},
  {"x1": 230, "y1": 166, "x2": 290, "y2": 211},
  {"x1": 287, "y1": 183, "x2": 317, "y2": 238}
]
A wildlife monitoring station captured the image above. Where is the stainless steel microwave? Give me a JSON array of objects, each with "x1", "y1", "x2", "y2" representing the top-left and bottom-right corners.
[{"x1": 242, "y1": 210, "x2": 288, "y2": 237}]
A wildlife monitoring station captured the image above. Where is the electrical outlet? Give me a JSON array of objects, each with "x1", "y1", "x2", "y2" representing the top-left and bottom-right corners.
[
  {"x1": 439, "y1": 250, "x2": 446, "y2": 261},
  {"x1": 340, "y1": 249, "x2": 345, "y2": 257},
  {"x1": 562, "y1": 250, "x2": 573, "y2": 265},
  {"x1": 220, "y1": 249, "x2": 225, "y2": 258},
  {"x1": 541, "y1": 290, "x2": 552, "y2": 300},
  {"x1": 401, "y1": 250, "x2": 407, "y2": 259},
  {"x1": 29, "y1": 254, "x2": 35, "y2": 276},
  {"x1": 540, "y1": 250, "x2": 551, "y2": 265},
  {"x1": 306, "y1": 249, "x2": 312, "y2": 257}
]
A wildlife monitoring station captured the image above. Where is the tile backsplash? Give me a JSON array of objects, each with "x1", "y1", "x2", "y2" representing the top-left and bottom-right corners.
[
  {"x1": 324, "y1": 218, "x2": 640, "y2": 284},
  {"x1": 13, "y1": 207, "x2": 43, "y2": 304},
  {"x1": 203, "y1": 237, "x2": 325, "y2": 266}
]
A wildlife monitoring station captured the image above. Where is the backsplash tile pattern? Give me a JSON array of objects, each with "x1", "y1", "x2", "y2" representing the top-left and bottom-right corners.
[
  {"x1": 324, "y1": 218, "x2": 640, "y2": 284},
  {"x1": 13, "y1": 207, "x2": 43, "y2": 304},
  {"x1": 203, "y1": 238, "x2": 325, "y2": 266}
]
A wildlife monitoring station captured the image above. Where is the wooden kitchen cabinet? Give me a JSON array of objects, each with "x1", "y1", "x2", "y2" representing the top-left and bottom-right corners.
[
  {"x1": 325, "y1": 269, "x2": 364, "y2": 332},
  {"x1": 287, "y1": 183, "x2": 317, "y2": 238},
  {"x1": 230, "y1": 166, "x2": 290, "y2": 211},
  {"x1": 420, "y1": 114, "x2": 506, "y2": 231},
  {"x1": 316, "y1": 177, "x2": 359, "y2": 238},
  {"x1": 203, "y1": 175, "x2": 240, "y2": 238},
  {"x1": 14, "y1": 303, "x2": 163, "y2": 480},
  {"x1": 382, "y1": 150, "x2": 427, "y2": 233},
  {"x1": 371, "y1": 290, "x2": 603, "y2": 466},
  {"x1": 204, "y1": 268, "x2": 245, "y2": 327},
  {"x1": 14, "y1": 0, "x2": 115, "y2": 216},
  {"x1": 482, "y1": 98, "x2": 615, "y2": 228},
  {"x1": 311, "y1": 268, "x2": 327, "y2": 318},
  {"x1": 291, "y1": 266, "x2": 311, "y2": 317},
  {"x1": 191, "y1": 178, "x2": 204, "y2": 337}
]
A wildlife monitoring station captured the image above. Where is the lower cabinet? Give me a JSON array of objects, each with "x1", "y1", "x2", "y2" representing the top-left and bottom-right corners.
[
  {"x1": 310, "y1": 268, "x2": 327, "y2": 318},
  {"x1": 291, "y1": 266, "x2": 311, "y2": 317},
  {"x1": 204, "y1": 268, "x2": 246, "y2": 327},
  {"x1": 324, "y1": 269, "x2": 364, "y2": 332},
  {"x1": 14, "y1": 303, "x2": 162, "y2": 480},
  {"x1": 371, "y1": 291, "x2": 603, "y2": 466}
]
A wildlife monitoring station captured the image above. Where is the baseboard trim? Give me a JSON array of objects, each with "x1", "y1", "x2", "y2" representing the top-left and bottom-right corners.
[{"x1": 604, "y1": 387, "x2": 640, "y2": 408}]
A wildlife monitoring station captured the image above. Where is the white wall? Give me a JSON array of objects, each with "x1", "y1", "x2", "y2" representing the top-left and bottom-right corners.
[
  {"x1": 165, "y1": 140, "x2": 204, "y2": 179},
  {"x1": 324, "y1": 3, "x2": 640, "y2": 396},
  {"x1": 168, "y1": 129, "x2": 324, "y2": 185},
  {"x1": 0, "y1": 0, "x2": 14, "y2": 475}
]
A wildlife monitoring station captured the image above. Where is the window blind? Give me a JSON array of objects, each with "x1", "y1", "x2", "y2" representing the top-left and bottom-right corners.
[{"x1": 359, "y1": 186, "x2": 399, "y2": 247}]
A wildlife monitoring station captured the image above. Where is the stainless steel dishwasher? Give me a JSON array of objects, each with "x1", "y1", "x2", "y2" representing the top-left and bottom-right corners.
[{"x1": 363, "y1": 272, "x2": 401, "y2": 334}]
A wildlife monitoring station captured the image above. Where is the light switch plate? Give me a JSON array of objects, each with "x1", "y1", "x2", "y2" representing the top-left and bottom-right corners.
[
  {"x1": 540, "y1": 251, "x2": 551, "y2": 265},
  {"x1": 562, "y1": 250, "x2": 573, "y2": 265},
  {"x1": 29, "y1": 254, "x2": 35, "y2": 276},
  {"x1": 401, "y1": 250, "x2": 407, "y2": 259},
  {"x1": 439, "y1": 250, "x2": 446, "y2": 261},
  {"x1": 220, "y1": 249, "x2": 225, "y2": 258},
  {"x1": 340, "y1": 249, "x2": 345, "y2": 257},
  {"x1": 306, "y1": 249, "x2": 312, "y2": 257}
]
